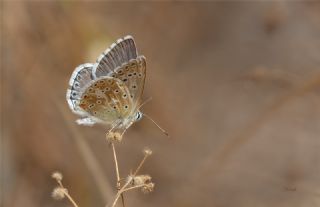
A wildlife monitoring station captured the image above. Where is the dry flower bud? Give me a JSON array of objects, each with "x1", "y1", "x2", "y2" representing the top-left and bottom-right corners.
[
  {"x1": 52, "y1": 187, "x2": 67, "y2": 200},
  {"x1": 132, "y1": 175, "x2": 152, "y2": 186},
  {"x1": 106, "y1": 132, "x2": 123, "y2": 142},
  {"x1": 51, "y1": 171, "x2": 63, "y2": 181},
  {"x1": 141, "y1": 182, "x2": 155, "y2": 194},
  {"x1": 143, "y1": 147, "x2": 152, "y2": 156},
  {"x1": 126, "y1": 174, "x2": 134, "y2": 183}
]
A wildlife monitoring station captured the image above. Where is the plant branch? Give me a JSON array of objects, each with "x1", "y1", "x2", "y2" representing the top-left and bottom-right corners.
[
  {"x1": 108, "y1": 152, "x2": 151, "y2": 207},
  {"x1": 56, "y1": 180, "x2": 79, "y2": 207},
  {"x1": 111, "y1": 142, "x2": 126, "y2": 207}
]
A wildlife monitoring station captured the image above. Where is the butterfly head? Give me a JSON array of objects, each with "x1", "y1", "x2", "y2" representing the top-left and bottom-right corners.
[
  {"x1": 135, "y1": 111, "x2": 143, "y2": 122},
  {"x1": 118, "y1": 111, "x2": 143, "y2": 130}
]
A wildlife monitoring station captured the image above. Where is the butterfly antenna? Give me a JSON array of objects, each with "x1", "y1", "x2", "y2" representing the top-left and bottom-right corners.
[
  {"x1": 143, "y1": 113, "x2": 169, "y2": 137},
  {"x1": 137, "y1": 97, "x2": 153, "y2": 110}
]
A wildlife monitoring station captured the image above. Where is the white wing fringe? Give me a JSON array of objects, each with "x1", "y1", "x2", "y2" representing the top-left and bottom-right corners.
[{"x1": 76, "y1": 117, "x2": 96, "y2": 126}]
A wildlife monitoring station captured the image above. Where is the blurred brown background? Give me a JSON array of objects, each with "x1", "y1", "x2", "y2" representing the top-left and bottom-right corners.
[{"x1": 2, "y1": 1, "x2": 320, "y2": 207}]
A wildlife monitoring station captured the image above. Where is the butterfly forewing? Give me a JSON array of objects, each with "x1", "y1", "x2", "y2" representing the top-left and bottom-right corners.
[
  {"x1": 93, "y1": 36, "x2": 137, "y2": 78},
  {"x1": 66, "y1": 63, "x2": 94, "y2": 115},
  {"x1": 78, "y1": 77, "x2": 134, "y2": 124}
]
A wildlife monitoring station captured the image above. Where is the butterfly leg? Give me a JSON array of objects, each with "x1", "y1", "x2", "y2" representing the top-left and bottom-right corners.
[{"x1": 107, "y1": 120, "x2": 121, "y2": 135}]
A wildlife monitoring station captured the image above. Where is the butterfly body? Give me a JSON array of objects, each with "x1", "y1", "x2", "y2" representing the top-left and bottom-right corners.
[{"x1": 66, "y1": 36, "x2": 146, "y2": 135}]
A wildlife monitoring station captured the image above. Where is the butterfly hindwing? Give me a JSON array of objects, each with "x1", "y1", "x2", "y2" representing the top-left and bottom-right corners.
[
  {"x1": 107, "y1": 56, "x2": 146, "y2": 108},
  {"x1": 78, "y1": 77, "x2": 134, "y2": 124}
]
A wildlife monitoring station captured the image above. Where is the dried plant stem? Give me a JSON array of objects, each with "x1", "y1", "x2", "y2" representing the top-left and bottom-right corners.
[
  {"x1": 57, "y1": 181, "x2": 79, "y2": 207},
  {"x1": 111, "y1": 143, "x2": 121, "y2": 186},
  {"x1": 64, "y1": 192, "x2": 80, "y2": 207},
  {"x1": 111, "y1": 143, "x2": 126, "y2": 207},
  {"x1": 121, "y1": 184, "x2": 146, "y2": 193},
  {"x1": 109, "y1": 153, "x2": 151, "y2": 207},
  {"x1": 110, "y1": 178, "x2": 132, "y2": 207},
  {"x1": 134, "y1": 154, "x2": 148, "y2": 175}
]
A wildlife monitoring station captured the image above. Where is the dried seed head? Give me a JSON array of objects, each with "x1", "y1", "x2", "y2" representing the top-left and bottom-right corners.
[
  {"x1": 132, "y1": 175, "x2": 152, "y2": 186},
  {"x1": 106, "y1": 132, "x2": 123, "y2": 142},
  {"x1": 51, "y1": 171, "x2": 63, "y2": 181},
  {"x1": 141, "y1": 182, "x2": 155, "y2": 194},
  {"x1": 126, "y1": 174, "x2": 134, "y2": 184},
  {"x1": 52, "y1": 187, "x2": 67, "y2": 200},
  {"x1": 143, "y1": 147, "x2": 152, "y2": 156}
]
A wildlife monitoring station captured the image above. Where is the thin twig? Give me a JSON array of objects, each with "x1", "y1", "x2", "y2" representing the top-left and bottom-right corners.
[
  {"x1": 110, "y1": 178, "x2": 132, "y2": 207},
  {"x1": 110, "y1": 182, "x2": 149, "y2": 207},
  {"x1": 111, "y1": 143, "x2": 121, "y2": 185},
  {"x1": 120, "y1": 194, "x2": 126, "y2": 207},
  {"x1": 109, "y1": 153, "x2": 151, "y2": 207},
  {"x1": 111, "y1": 142, "x2": 126, "y2": 207},
  {"x1": 64, "y1": 192, "x2": 80, "y2": 207},
  {"x1": 56, "y1": 180, "x2": 79, "y2": 207},
  {"x1": 134, "y1": 154, "x2": 149, "y2": 175},
  {"x1": 121, "y1": 184, "x2": 146, "y2": 193}
]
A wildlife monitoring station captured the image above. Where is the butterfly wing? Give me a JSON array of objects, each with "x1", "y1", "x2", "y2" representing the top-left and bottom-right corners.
[
  {"x1": 92, "y1": 35, "x2": 146, "y2": 110},
  {"x1": 66, "y1": 63, "x2": 94, "y2": 116},
  {"x1": 66, "y1": 36, "x2": 145, "y2": 128},
  {"x1": 93, "y1": 36, "x2": 137, "y2": 78},
  {"x1": 78, "y1": 77, "x2": 134, "y2": 126},
  {"x1": 109, "y1": 56, "x2": 146, "y2": 109}
]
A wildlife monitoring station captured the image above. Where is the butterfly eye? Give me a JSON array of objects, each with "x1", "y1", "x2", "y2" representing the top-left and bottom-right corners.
[
  {"x1": 135, "y1": 112, "x2": 143, "y2": 121},
  {"x1": 132, "y1": 85, "x2": 137, "y2": 89},
  {"x1": 96, "y1": 100, "x2": 102, "y2": 104},
  {"x1": 122, "y1": 94, "x2": 127, "y2": 98},
  {"x1": 112, "y1": 74, "x2": 116, "y2": 78},
  {"x1": 114, "y1": 89, "x2": 119, "y2": 93},
  {"x1": 133, "y1": 72, "x2": 137, "y2": 76},
  {"x1": 106, "y1": 87, "x2": 110, "y2": 91},
  {"x1": 122, "y1": 78, "x2": 128, "y2": 82},
  {"x1": 138, "y1": 73, "x2": 142, "y2": 77},
  {"x1": 89, "y1": 104, "x2": 95, "y2": 108},
  {"x1": 128, "y1": 74, "x2": 132, "y2": 77},
  {"x1": 93, "y1": 111, "x2": 97, "y2": 115},
  {"x1": 124, "y1": 105, "x2": 128, "y2": 109}
]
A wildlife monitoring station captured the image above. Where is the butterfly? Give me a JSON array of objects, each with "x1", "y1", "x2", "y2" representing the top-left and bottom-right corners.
[{"x1": 66, "y1": 36, "x2": 146, "y2": 137}]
